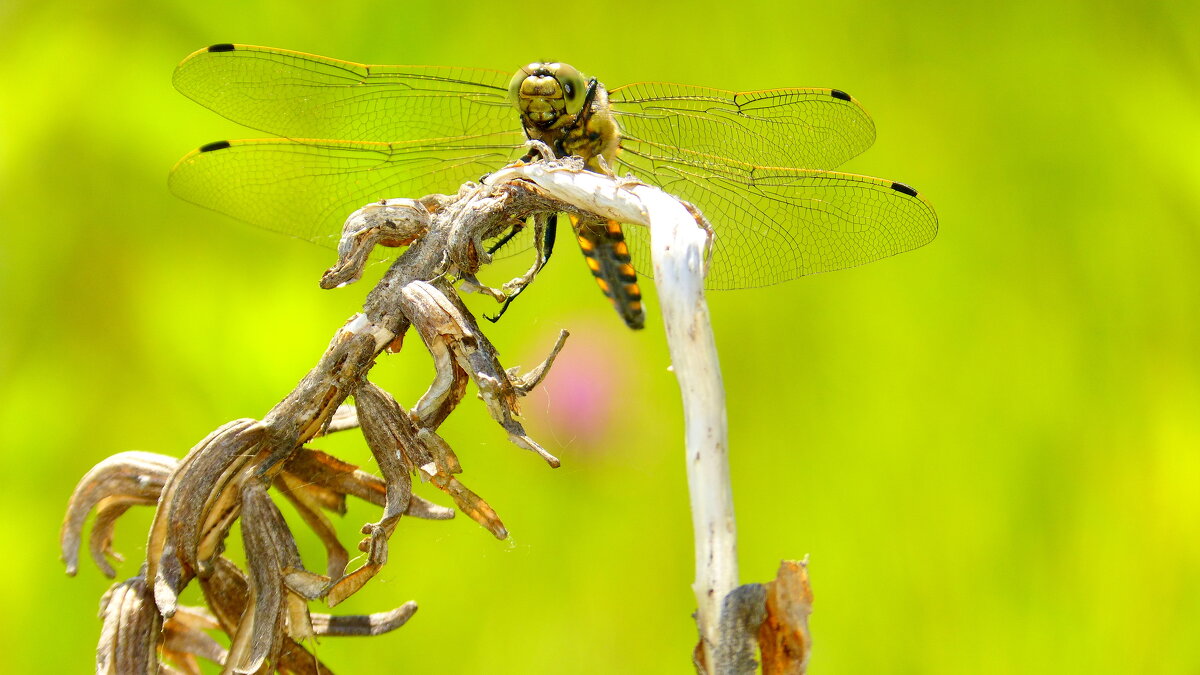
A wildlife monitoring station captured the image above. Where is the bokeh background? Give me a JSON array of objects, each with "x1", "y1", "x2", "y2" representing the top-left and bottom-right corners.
[{"x1": 2, "y1": 0, "x2": 1198, "y2": 672}]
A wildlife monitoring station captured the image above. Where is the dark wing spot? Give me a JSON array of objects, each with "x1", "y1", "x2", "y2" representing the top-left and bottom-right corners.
[
  {"x1": 207, "y1": 43, "x2": 236, "y2": 53},
  {"x1": 890, "y1": 182, "x2": 918, "y2": 197},
  {"x1": 830, "y1": 89, "x2": 852, "y2": 102},
  {"x1": 199, "y1": 140, "x2": 232, "y2": 153}
]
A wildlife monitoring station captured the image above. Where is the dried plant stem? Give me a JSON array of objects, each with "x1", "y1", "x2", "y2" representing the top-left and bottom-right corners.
[
  {"x1": 639, "y1": 187, "x2": 737, "y2": 669},
  {"x1": 491, "y1": 163, "x2": 745, "y2": 672}
]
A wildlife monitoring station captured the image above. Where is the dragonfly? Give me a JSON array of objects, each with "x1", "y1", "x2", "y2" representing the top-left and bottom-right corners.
[{"x1": 169, "y1": 44, "x2": 938, "y2": 330}]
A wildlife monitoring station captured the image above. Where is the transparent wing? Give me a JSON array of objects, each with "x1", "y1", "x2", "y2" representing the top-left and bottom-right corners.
[
  {"x1": 616, "y1": 140, "x2": 938, "y2": 290},
  {"x1": 169, "y1": 133, "x2": 528, "y2": 247},
  {"x1": 173, "y1": 44, "x2": 518, "y2": 142},
  {"x1": 608, "y1": 82, "x2": 876, "y2": 171}
]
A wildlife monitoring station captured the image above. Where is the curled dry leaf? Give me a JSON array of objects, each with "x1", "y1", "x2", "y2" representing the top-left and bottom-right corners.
[
  {"x1": 97, "y1": 575, "x2": 161, "y2": 675},
  {"x1": 162, "y1": 606, "x2": 228, "y2": 674},
  {"x1": 310, "y1": 601, "x2": 419, "y2": 637},
  {"x1": 228, "y1": 482, "x2": 312, "y2": 673},
  {"x1": 61, "y1": 451, "x2": 176, "y2": 577},
  {"x1": 148, "y1": 418, "x2": 263, "y2": 617},
  {"x1": 275, "y1": 471, "x2": 350, "y2": 580}
]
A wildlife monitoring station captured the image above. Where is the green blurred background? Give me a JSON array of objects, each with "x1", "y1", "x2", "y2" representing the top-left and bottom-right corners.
[{"x1": 2, "y1": 0, "x2": 1198, "y2": 672}]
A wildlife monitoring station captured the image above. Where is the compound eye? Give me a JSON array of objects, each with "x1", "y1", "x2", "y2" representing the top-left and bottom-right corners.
[
  {"x1": 551, "y1": 64, "x2": 587, "y2": 114},
  {"x1": 508, "y1": 64, "x2": 537, "y2": 103}
]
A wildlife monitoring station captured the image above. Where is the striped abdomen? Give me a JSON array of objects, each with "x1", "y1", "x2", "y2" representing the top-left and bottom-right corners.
[{"x1": 574, "y1": 219, "x2": 645, "y2": 330}]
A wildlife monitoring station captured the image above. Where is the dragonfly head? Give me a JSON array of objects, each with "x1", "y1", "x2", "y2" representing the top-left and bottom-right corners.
[{"x1": 509, "y1": 62, "x2": 588, "y2": 130}]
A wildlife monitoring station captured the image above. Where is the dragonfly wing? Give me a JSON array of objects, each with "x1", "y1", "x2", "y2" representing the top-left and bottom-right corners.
[
  {"x1": 608, "y1": 82, "x2": 876, "y2": 172},
  {"x1": 616, "y1": 140, "x2": 938, "y2": 290},
  {"x1": 169, "y1": 133, "x2": 528, "y2": 247},
  {"x1": 173, "y1": 44, "x2": 518, "y2": 141}
]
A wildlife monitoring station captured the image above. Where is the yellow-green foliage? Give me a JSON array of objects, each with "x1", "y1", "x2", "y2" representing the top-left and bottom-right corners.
[{"x1": 2, "y1": 0, "x2": 1197, "y2": 672}]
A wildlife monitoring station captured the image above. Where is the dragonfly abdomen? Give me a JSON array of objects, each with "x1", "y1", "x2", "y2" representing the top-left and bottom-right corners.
[{"x1": 575, "y1": 219, "x2": 645, "y2": 330}]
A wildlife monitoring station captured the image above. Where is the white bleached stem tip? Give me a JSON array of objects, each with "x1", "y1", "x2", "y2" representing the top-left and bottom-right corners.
[{"x1": 502, "y1": 162, "x2": 735, "y2": 666}]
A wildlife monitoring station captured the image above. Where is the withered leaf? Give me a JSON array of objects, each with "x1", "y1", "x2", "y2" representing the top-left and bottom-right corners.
[
  {"x1": 228, "y1": 482, "x2": 310, "y2": 673},
  {"x1": 148, "y1": 418, "x2": 262, "y2": 617},
  {"x1": 61, "y1": 451, "x2": 176, "y2": 577},
  {"x1": 311, "y1": 601, "x2": 418, "y2": 636},
  {"x1": 97, "y1": 575, "x2": 161, "y2": 675},
  {"x1": 759, "y1": 559, "x2": 814, "y2": 675},
  {"x1": 276, "y1": 472, "x2": 349, "y2": 580}
]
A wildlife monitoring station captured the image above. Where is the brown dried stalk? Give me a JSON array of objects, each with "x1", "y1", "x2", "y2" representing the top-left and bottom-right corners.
[{"x1": 61, "y1": 155, "x2": 601, "y2": 674}]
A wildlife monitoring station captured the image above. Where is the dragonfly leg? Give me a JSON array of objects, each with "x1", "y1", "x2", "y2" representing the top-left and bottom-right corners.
[
  {"x1": 485, "y1": 218, "x2": 526, "y2": 256},
  {"x1": 484, "y1": 213, "x2": 558, "y2": 323},
  {"x1": 459, "y1": 216, "x2": 535, "y2": 306}
]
